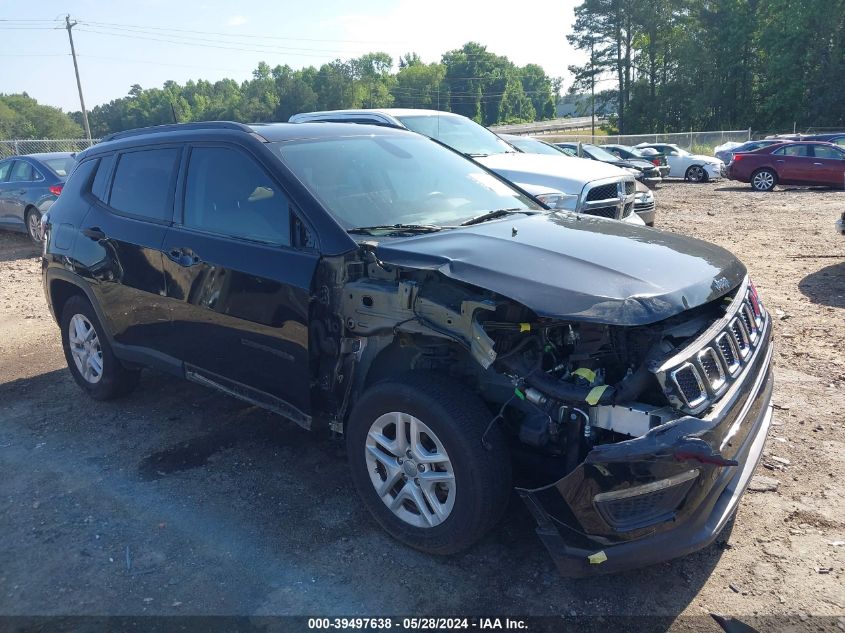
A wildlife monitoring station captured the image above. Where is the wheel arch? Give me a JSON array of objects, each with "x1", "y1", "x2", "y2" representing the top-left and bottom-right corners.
[{"x1": 45, "y1": 270, "x2": 113, "y2": 344}]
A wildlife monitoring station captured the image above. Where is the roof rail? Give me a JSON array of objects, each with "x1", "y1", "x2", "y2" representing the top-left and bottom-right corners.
[{"x1": 100, "y1": 121, "x2": 256, "y2": 143}]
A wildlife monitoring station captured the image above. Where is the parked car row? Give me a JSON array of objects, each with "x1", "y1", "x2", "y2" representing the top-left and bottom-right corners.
[
  {"x1": 41, "y1": 119, "x2": 774, "y2": 576},
  {"x1": 0, "y1": 152, "x2": 75, "y2": 241}
]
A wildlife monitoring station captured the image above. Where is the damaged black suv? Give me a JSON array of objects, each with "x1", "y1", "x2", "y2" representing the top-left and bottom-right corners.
[{"x1": 42, "y1": 121, "x2": 774, "y2": 576}]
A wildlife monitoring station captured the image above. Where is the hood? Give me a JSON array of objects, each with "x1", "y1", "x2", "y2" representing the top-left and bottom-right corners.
[
  {"x1": 373, "y1": 213, "x2": 746, "y2": 326},
  {"x1": 477, "y1": 152, "x2": 631, "y2": 196},
  {"x1": 691, "y1": 154, "x2": 723, "y2": 165}
]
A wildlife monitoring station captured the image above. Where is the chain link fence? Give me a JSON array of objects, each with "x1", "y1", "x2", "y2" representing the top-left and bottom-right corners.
[
  {"x1": 0, "y1": 139, "x2": 100, "y2": 159},
  {"x1": 541, "y1": 130, "x2": 752, "y2": 155}
]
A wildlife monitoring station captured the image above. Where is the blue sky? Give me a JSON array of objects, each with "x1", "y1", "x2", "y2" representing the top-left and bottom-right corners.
[{"x1": 0, "y1": 0, "x2": 583, "y2": 113}]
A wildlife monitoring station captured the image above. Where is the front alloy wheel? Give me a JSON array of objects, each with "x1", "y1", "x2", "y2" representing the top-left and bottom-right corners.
[
  {"x1": 347, "y1": 372, "x2": 511, "y2": 555},
  {"x1": 686, "y1": 165, "x2": 707, "y2": 182},
  {"x1": 365, "y1": 411, "x2": 456, "y2": 528}
]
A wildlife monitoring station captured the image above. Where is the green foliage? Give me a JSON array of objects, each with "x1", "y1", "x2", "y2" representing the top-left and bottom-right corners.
[
  {"x1": 54, "y1": 44, "x2": 557, "y2": 137},
  {"x1": 569, "y1": 0, "x2": 845, "y2": 133},
  {"x1": 0, "y1": 93, "x2": 83, "y2": 139}
]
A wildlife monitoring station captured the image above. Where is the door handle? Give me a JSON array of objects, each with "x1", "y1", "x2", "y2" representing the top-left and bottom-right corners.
[
  {"x1": 82, "y1": 227, "x2": 106, "y2": 240},
  {"x1": 167, "y1": 247, "x2": 202, "y2": 267},
  {"x1": 813, "y1": 162, "x2": 823, "y2": 166},
  {"x1": 776, "y1": 160, "x2": 785, "y2": 163}
]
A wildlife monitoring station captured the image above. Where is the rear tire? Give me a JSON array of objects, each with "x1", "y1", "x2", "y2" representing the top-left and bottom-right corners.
[
  {"x1": 751, "y1": 168, "x2": 777, "y2": 192},
  {"x1": 346, "y1": 372, "x2": 511, "y2": 555},
  {"x1": 60, "y1": 295, "x2": 140, "y2": 400},
  {"x1": 25, "y1": 208, "x2": 41, "y2": 243}
]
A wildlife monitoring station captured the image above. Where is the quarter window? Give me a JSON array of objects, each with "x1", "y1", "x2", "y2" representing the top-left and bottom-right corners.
[
  {"x1": 0, "y1": 160, "x2": 10, "y2": 182},
  {"x1": 183, "y1": 146, "x2": 291, "y2": 245},
  {"x1": 91, "y1": 154, "x2": 115, "y2": 202},
  {"x1": 109, "y1": 148, "x2": 179, "y2": 221}
]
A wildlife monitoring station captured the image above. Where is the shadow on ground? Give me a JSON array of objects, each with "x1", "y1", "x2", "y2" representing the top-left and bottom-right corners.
[{"x1": 798, "y1": 260, "x2": 845, "y2": 307}]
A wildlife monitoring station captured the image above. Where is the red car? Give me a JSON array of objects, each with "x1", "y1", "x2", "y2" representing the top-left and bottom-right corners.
[{"x1": 727, "y1": 141, "x2": 845, "y2": 191}]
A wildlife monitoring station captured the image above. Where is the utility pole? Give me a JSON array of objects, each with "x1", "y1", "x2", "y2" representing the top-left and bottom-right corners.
[
  {"x1": 65, "y1": 15, "x2": 92, "y2": 142},
  {"x1": 590, "y1": 36, "x2": 596, "y2": 141}
]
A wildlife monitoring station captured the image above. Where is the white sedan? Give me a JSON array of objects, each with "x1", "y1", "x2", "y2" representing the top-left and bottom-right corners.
[{"x1": 635, "y1": 143, "x2": 725, "y2": 182}]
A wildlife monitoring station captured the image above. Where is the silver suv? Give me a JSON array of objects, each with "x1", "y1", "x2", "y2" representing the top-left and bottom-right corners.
[{"x1": 289, "y1": 109, "x2": 641, "y2": 224}]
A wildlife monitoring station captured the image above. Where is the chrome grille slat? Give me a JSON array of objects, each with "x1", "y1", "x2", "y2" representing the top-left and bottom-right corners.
[
  {"x1": 655, "y1": 284, "x2": 767, "y2": 414},
  {"x1": 586, "y1": 183, "x2": 617, "y2": 201},
  {"x1": 715, "y1": 331, "x2": 741, "y2": 376}
]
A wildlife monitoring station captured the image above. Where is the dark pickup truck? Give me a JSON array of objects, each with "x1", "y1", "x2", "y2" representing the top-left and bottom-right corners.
[{"x1": 41, "y1": 121, "x2": 773, "y2": 576}]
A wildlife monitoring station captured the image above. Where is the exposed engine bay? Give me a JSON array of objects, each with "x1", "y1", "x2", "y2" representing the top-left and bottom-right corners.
[{"x1": 317, "y1": 247, "x2": 756, "y2": 480}]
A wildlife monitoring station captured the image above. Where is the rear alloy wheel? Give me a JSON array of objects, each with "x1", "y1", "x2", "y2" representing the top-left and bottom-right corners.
[
  {"x1": 685, "y1": 165, "x2": 708, "y2": 183},
  {"x1": 346, "y1": 372, "x2": 511, "y2": 555},
  {"x1": 60, "y1": 295, "x2": 140, "y2": 400},
  {"x1": 25, "y1": 208, "x2": 42, "y2": 243},
  {"x1": 751, "y1": 169, "x2": 777, "y2": 192}
]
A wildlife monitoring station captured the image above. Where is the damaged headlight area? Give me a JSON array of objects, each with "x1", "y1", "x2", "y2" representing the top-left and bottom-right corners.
[{"x1": 335, "y1": 256, "x2": 772, "y2": 575}]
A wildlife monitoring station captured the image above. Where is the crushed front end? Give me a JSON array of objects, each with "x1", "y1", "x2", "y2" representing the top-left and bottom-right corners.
[{"x1": 512, "y1": 277, "x2": 773, "y2": 575}]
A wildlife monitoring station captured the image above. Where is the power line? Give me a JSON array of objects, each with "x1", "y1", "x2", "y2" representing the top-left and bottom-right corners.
[{"x1": 77, "y1": 19, "x2": 404, "y2": 45}]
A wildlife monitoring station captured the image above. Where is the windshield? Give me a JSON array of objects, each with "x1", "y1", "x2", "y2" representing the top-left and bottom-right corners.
[
  {"x1": 43, "y1": 156, "x2": 75, "y2": 177},
  {"x1": 507, "y1": 137, "x2": 565, "y2": 156},
  {"x1": 394, "y1": 114, "x2": 515, "y2": 157},
  {"x1": 273, "y1": 134, "x2": 540, "y2": 230}
]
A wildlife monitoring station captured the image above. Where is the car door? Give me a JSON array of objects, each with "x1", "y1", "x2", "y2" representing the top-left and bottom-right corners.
[
  {"x1": 76, "y1": 146, "x2": 178, "y2": 353},
  {"x1": 4, "y1": 159, "x2": 43, "y2": 228},
  {"x1": 771, "y1": 144, "x2": 812, "y2": 184},
  {"x1": 809, "y1": 144, "x2": 845, "y2": 187},
  {"x1": 660, "y1": 146, "x2": 684, "y2": 175},
  {"x1": 0, "y1": 159, "x2": 14, "y2": 226},
  {"x1": 160, "y1": 142, "x2": 319, "y2": 425}
]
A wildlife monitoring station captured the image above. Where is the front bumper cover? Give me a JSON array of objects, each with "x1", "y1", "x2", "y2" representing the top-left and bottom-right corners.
[{"x1": 518, "y1": 316, "x2": 774, "y2": 577}]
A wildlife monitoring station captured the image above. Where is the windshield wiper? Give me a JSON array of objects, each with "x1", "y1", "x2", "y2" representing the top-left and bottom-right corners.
[
  {"x1": 347, "y1": 223, "x2": 443, "y2": 235},
  {"x1": 459, "y1": 208, "x2": 538, "y2": 226}
]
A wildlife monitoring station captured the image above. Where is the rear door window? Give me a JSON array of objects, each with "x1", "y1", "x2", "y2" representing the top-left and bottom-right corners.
[
  {"x1": 9, "y1": 160, "x2": 43, "y2": 182},
  {"x1": 183, "y1": 146, "x2": 291, "y2": 245},
  {"x1": 775, "y1": 144, "x2": 810, "y2": 157},
  {"x1": 0, "y1": 160, "x2": 11, "y2": 182},
  {"x1": 109, "y1": 148, "x2": 179, "y2": 221},
  {"x1": 812, "y1": 145, "x2": 844, "y2": 159}
]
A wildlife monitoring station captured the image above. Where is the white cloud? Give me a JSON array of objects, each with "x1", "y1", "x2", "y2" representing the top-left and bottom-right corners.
[{"x1": 226, "y1": 15, "x2": 248, "y2": 27}]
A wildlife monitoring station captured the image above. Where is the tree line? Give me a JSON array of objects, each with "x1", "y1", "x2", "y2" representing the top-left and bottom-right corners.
[
  {"x1": 568, "y1": 0, "x2": 845, "y2": 134},
  {"x1": 0, "y1": 43, "x2": 558, "y2": 139}
]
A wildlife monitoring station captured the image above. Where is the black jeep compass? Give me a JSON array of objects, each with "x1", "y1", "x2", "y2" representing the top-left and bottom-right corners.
[{"x1": 42, "y1": 121, "x2": 774, "y2": 576}]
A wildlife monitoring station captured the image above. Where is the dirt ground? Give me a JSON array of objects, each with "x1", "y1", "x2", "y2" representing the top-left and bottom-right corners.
[{"x1": 1, "y1": 181, "x2": 844, "y2": 629}]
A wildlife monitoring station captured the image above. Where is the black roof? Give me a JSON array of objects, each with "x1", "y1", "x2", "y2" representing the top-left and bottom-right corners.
[
  {"x1": 97, "y1": 120, "x2": 410, "y2": 144},
  {"x1": 248, "y1": 121, "x2": 411, "y2": 142}
]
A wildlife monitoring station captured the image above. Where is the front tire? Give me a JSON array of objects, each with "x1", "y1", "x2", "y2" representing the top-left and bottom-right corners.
[
  {"x1": 685, "y1": 165, "x2": 708, "y2": 183},
  {"x1": 751, "y1": 168, "x2": 777, "y2": 191},
  {"x1": 60, "y1": 295, "x2": 140, "y2": 400},
  {"x1": 346, "y1": 372, "x2": 511, "y2": 555}
]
